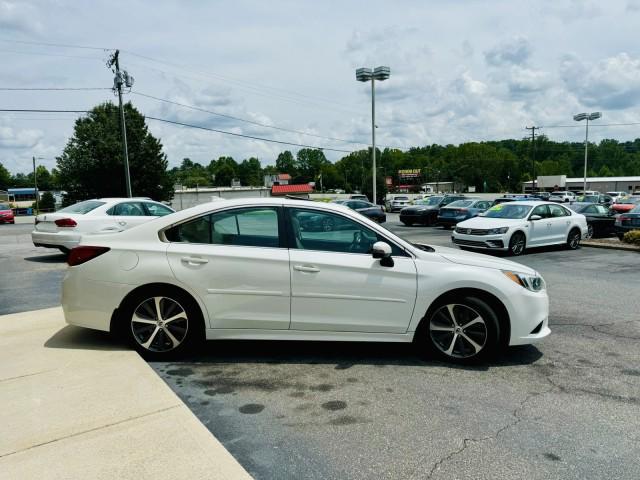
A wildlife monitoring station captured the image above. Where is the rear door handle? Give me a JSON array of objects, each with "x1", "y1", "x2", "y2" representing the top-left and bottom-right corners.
[
  {"x1": 293, "y1": 265, "x2": 320, "y2": 273},
  {"x1": 181, "y1": 256, "x2": 209, "y2": 265}
]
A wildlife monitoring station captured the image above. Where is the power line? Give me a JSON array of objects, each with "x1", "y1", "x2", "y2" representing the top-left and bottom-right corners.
[
  {"x1": 0, "y1": 48, "x2": 104, "y2": 60},
  {"x1": 0, "y1": 38, "x2": 111, "y2": 51},
  {"x1": 0, "y1": 109, "x2": 89, "y2": 113},
  {"x1": 0, "y1": 87, "x2": 111, "y2": 91},
  {"x1": 145, "y1": 116, "x2": 353, "y2": 153},
  {"x1": 132, "y1": 91, "x2": 374, "y2": 147},
  {"x1": 536, "y1": 122, "x2": 640, "y2": 129}
]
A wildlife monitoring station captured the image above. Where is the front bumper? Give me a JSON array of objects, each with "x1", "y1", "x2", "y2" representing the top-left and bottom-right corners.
[
  {"x1": 506, "y1": 288, "x2": 550, "y2": 346},
  {"x1": 451, "y1": 232, "x2": 507, "y2": 250},
  {"x1": 32, "y1": 230, "x2": 81, "y2": 250}
]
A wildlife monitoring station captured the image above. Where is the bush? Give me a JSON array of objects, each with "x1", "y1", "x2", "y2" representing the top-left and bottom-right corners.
[
  {"x1": 40, "y1": 192, "x2": 55, "y2": 211},
  {"x1": 622, "y1": 230, "x2": 640, "y2": 246}
]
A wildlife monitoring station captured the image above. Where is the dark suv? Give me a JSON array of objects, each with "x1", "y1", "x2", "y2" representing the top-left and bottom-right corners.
[{"x1": 399, "y1": 195, "x2": 467, "y2": 226}]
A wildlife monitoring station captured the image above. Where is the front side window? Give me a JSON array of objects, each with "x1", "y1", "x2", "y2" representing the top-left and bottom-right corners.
[
  {"x1": 530, "y1": 205, "x2": 550, "y2": 218},
  {"x1": 288, "y1": 208, "x2": 405, "y2": 256},
  {"x1": 165, "y1": 207, "x2": 280, "y2": 248}
]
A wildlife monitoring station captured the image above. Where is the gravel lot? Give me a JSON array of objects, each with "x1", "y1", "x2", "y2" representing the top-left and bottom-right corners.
[{"x1": 2, "y1": 213, "x2": 638, "y2": 479}]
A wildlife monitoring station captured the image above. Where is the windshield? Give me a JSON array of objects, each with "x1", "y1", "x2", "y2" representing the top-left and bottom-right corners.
[
  {"x1": 415, "y1": 196, "x2": 443, "y2": 206},
  {"x1": 446, "y1": 200, "x2": 474, "y2": 208},
  {"x1": 567, "y1": 203, "x2": 587, "y2": 212},
  {"x1": 631, "y1": 205, "x2": 640, "y2": 214},
  {"x1": 577, "y1": 195, "x2": 599, "y2": 203},
  {"x1": 483, "y1": 204, "x2": 532, "y2": 219},
  {"x1": 618, "y1": 198, "x2": 639, "y2": 204},
  {"x1": 393, "y1": 196, "x2": 409, "y2": 201},
  {"x1": 57, "y1": 200, "x2": 106, "y2": 214},
  {"x1": 0, "y1": 203, "x2": 9, "y2": 210}
]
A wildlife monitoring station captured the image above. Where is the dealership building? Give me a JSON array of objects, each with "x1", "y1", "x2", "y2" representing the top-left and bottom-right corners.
[{"x1": 522, "y1": 175, "x2": 640, "y2": 194}]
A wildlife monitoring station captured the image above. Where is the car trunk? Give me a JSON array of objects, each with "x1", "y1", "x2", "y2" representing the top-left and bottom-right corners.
[{"x1": 34, "y1": 213, "x2": 84, "y2": 233}]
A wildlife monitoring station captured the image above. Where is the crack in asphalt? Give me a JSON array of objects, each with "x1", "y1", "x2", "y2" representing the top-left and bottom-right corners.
[
  {"x1": 549, "y1": 321, "x2": 640, "y2": 341},
  {"x1": 425, "y1": 386, "x2": 555, "y2": 479}
]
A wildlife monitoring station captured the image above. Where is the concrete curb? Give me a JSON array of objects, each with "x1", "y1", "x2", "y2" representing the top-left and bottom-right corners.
[
  {"x1": 0, "y1": 307, "x2": 253, "y2": 480},
  {"x1": 582, "y1": 240, "x2": 640, "y2": 252}
]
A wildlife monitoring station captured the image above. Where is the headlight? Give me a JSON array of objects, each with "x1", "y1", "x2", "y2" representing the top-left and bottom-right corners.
[
  {"x1": 502, "y1": 271, "x2": 546, "y2": 292},
  {"x1": 487, "y1": 227, "x2": 509, "y2": 234}
]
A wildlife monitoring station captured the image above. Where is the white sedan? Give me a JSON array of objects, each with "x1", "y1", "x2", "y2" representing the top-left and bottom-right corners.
[
  {"x1": 452, "y1": 201, "x2": 588, "y2": 256},
  {"x1": 62, "y1": 198, "x2": 550, "y2": 363},
  {"x1": 32, "y1": 198, "x2": 174, "y2": 253}
]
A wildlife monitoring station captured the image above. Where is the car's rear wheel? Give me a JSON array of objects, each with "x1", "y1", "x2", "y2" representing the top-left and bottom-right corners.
[
  {"x1": 119, "y1": 287, "x2": 204, "y2": 359},
  {"x1": 402, "y1": 220, "x2": 413, "y2": 226},
  {"x1": 567, "y1": 228, "x2": 581, "y2": 250},
  {"x1": 585, "y1": 224, "x2": 594, "y2": 239},
  {"x1": 418, "y1": 296, "x2": 500, "y2": 364},
  {"x1": 508, "y1": 232, "x2": 526, "y2": 256}
]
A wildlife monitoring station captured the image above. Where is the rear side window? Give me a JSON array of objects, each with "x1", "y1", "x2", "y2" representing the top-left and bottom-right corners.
[
  {"x1": 57, "y1": 200, "x2": 105, "y2": 214},
  {"x1": 165, "y1": 207, "x2": 281, "y2": 248},
  {"x1": 549, "y1": 204, "x2": 570, "y2": 217},
  {"x1": 108, "y1": 202, "x2": 146, "y2": 216},
  {"x1": 144, "y1": 202, "x2": 174, "y2": 217}
]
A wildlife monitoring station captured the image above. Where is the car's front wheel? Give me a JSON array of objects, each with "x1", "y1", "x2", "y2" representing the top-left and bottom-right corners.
[
  {"x1": 418, "y1": 296, "x2": 501, "y2": 364},
  {"x1": 508, "y1": 232, "x2": 526, "y2": 256},
  {"x1": 585, "y1": 224, "x2": 594, "y2": 239},
  {"x1": 119, "y1": 287, "x2": 204, "y2": 359}
]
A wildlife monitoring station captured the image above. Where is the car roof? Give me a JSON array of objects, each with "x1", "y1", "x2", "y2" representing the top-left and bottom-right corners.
[{"x1": 497, "y1": 200, "x2": 559, "y2": 206}]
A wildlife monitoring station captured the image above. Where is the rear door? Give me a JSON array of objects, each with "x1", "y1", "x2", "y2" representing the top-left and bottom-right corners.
[
  {"x1": 166, "y1": 206, "x2": 291, "y2": 330},
  {"x1": 547, "y1": 204, "x2": 572, "y2": 243},
  {"x1": 287, "y1": 207, "x2": 417, "y2": 333}
]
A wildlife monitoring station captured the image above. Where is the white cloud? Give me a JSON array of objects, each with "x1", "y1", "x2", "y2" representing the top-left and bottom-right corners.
[
  {"x1": 0, "y1": 124, "x2": 42, "y2": 149},
  {"x1": 0, "y1": 1, "x2": 42, "y2": 34},
  {"x1": 485, "y1": 37, "x2": 532, "y2": 66}
]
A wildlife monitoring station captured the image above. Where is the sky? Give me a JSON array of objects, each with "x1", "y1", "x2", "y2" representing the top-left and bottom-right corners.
[{"x1": 1, "y1": 0, "x2": 640, "y2": 174}]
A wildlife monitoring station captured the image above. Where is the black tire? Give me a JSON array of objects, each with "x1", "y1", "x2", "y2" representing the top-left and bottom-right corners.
[
  {"x1": 402, "y1": 220, "x2": 413, "y2": 226},
  {"x1": 566, "y1": 228, "x2": 581, "y2": 250},
  {"x1": 117, "y1": 286, "x2": 204, "y2": 360},
  {"x1": 507, "y1": 232, "x2": 526, "y2": 256},
  {"x1": 617, "y1": 233, "x2": 624, "y2": 241},
  {"x1": 585, "y1": 224, "x2": 594, "y2": 240},
  {"x1": 416, "y1": 296, "x2": 501, "y2": 364}
]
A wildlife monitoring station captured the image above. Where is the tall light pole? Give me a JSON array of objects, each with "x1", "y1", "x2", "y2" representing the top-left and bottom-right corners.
[
  {"x1": 32, "y1": 156, "x2": 45, "y2": 213},
  {"x1": 356, "y1": 66, "x2": 390, "y2": 204},
  {"x1": 573, "y1": 112, "x2": 601, "y2": 193}
]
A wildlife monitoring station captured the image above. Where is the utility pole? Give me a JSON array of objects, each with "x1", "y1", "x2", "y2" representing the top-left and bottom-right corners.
[
  {"x1": 108, "y1": 50, "x2": 133, "y2": 198},
  {"x1": 32, "y1": 156, "x2": 39, "y2": 214},
  {"x1": 525, "y1": 126, "x2": 539, "y2": 193}
]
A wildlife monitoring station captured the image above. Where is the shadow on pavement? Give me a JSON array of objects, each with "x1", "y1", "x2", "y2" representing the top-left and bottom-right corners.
[
  {"x1": 166, "y1": 340, "x2": 542, "y2": 371},
  {"x1": 24, "y1": 253, "x2": 68, "y2": 263},
  {"x1": 44, "y1": 325, "x2": 127, "y2": 351}
]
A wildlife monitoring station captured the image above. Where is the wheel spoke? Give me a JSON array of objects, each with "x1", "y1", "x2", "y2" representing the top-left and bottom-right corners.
[
  {"x1": 142, "y1": 326, "x2": 160, "y2": 349},
  {"x1": 430, "y1": 325, "x2": 455, "y2": 332},
  {"x1": 446, "y1": 304, "x2": 458, "y2": 326},
  {"x1": 445, "y1": 333, "x2": 458, "y2": 355},
  {"x1": 153, "y1": 297, "x2": 163, "y2": 321},
  {"x1": 132, "y1": 313, "x2": 156, "y2": 325},
  {"x1": 164, "y1": 311, "x2": 187, "y2": 324},
  {"x1": 163, "y1": 327, "x2": 181, "y2": 348},
  {"x1": 461, "y1": 316, "x2": 483, "y2": 329},
  {"x1": 459, "y1": 332, "x2": 482, "y2": 353}
]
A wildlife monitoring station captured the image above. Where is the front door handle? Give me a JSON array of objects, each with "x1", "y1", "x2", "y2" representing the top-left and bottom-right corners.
[
  {"x1": 181, "y1": 256, "x2": 209, "y2": 265},
  {"x1": 293, "y1": 265, "x2": 320, "y2": 273}
]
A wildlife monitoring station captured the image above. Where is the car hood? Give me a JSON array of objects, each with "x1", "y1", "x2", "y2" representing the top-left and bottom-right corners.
[
  {"x1": 433, "y1": 245, "x2": 536, "y2": 275},
  {"x1": 456, "y1": 216, "x2": 526, "y2": 228}
]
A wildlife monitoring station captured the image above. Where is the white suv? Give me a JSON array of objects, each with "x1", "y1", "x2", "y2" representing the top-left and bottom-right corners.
[
  {"x1": 549, "y1": 191, "x2": 575, "y2": 202},
  {"x1": 452, "y1": 201, "x2": 588, "y2": 256}
]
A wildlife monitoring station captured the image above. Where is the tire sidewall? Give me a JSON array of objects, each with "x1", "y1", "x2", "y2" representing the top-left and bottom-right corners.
[
  {"x1": 567, "y1": 228, "x2": 581, "y2": 250},
  {"x1": 417, "y1": 296, "x2": 501, "y2": 364},
  {"x1": 508, "y1": 232, "x2": 526, "y2": 256}
]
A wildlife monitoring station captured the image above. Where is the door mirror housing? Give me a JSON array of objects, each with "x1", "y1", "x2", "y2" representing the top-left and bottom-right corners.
[
  {"x1": 530, "y1": 214, "x2": 542, "y2": 221},
  {"x1": 372, "y1": 241, "x2": 392, "y2": 259}
]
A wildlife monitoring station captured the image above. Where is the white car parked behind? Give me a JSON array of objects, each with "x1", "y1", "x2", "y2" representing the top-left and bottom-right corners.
[
  {"x1": 32, "y1": 198, "x2": 174, "y2": 253},
  {"x1": 452, "y1": 201, "x2": 588, "y2": 256},
  {"x1": 62, "y1": 197, "x2": 550, "y2": 364},
  {"x1": 548, "y1": 191, "x2": 576, "y2": 202}
]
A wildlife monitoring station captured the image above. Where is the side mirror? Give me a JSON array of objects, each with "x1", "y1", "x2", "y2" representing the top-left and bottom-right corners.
[
  {"x1": 530, "y1": 214, "x2": 542, "y2": 221},
  {"x1": 372, "y1": 241, "x2": 394, "y2": 267}
]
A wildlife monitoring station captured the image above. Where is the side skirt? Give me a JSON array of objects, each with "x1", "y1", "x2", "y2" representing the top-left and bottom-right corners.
[{"x1": 205, "y1": 329, "x2": 415, "y2": 343}]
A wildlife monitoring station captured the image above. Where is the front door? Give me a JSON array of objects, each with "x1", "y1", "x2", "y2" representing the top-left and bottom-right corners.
[
  {"x1": 165, "y1": 206, "x2": 291, "y2": 330},
  {"x1": 527, "y1": 204, "x2": 551, "y2": 245},
  {"x1": 287, "y1": 207, "x2": 417, "y2": 333}
]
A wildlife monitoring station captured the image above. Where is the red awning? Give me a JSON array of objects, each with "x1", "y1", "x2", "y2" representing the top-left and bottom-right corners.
[{"x1": 271, "y1": 184, "x2": 313, "y2": 195}]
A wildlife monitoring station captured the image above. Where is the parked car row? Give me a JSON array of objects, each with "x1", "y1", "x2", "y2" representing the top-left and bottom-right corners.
[{"x1": 0, "y1": 203, "x2": 15, "y2": 224}]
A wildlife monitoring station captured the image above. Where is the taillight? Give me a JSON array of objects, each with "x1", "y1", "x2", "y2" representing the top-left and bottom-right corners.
[
  {"x1": 67, "y1": 246, "x2": 110, "y2": 266},
  {"x1": 458, "y1": 208, "x2": 468, "y2": 213},
  {"x1": 55, "y1": 218, "x2": 77, "y2": 227},
  {"x1": 619, "y1": 216, "x2": 630, "y2": 222}
]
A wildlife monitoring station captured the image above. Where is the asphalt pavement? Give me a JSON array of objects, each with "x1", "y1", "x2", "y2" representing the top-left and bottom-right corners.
[
  {"x1": 2, "y1": 213, "x2": 639, "y2": 479},
  {"x1": 151, "y1": 214, "x2": 640, "y2": 480}
]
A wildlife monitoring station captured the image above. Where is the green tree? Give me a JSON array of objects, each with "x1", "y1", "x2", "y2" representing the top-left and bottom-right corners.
[
  {"x1": 275, "y1": 151, "x2": 296, "y2": 175},
  {"x1": 0, "y1": 162, "x2": 11, "y2": 190},
  {"x1": 56, "y1": 101, "x2": 174, "y2": 202},
  {"x1": 237, "y1": 157, "x2": 262, "y2": 186},
  {"x1": 39, "y1": 191, "x2": 56, "y2": 211}
]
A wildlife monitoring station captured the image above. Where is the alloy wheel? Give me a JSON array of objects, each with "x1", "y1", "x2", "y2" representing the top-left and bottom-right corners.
[
  {"x1": 510, "y1": 234, "x2": 525, "y2": 255},
  {"x1": 429, "y1": 304, "x2": 488, "y2": 359},
  {"x1": 131, "y1": 296, "x2": 189, "y2": 352},
  {"x1": 569, "y1": 230, "x2": 581, "y2": 249},
  {"x1": 585, "y1": 224, "x2": 594, "y2": 239}
]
